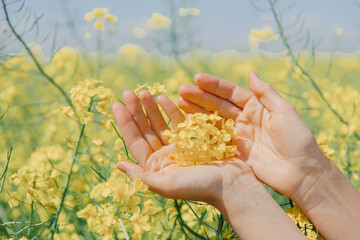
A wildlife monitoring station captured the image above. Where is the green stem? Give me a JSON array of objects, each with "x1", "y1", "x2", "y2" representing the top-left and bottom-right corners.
[
  {"x1": 214, "y1": 214, "x2": 224, "y2": 240},
  {"x1": 49, "y1": 124, "x2": 86, "y2": 239},
  {"x1": 0, "y1": 147, "x2": 12, "y2": 193},
  {"x1": 174, "y1": 200, "x2": 207, "y2": 240},
  {"x1": 1, "y1": 0, "x2": 74, "y2": 111},
  {"x1": 168, "y1": 0, "x2": 193, "y2": 79},
  {"x1": 267, "y1": 0, "x2": 348, "y2": 125}
]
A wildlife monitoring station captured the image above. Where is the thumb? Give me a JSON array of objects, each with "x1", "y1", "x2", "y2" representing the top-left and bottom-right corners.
[
  {"x1": 248, "y1": 71, "x2": 293, "y2": 114},
  {"x1": 117, "y1": 161, "x2": 145, "y2": 181}
]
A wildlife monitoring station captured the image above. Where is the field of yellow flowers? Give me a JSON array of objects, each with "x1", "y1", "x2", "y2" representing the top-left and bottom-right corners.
[{"x1": 1, "y1": 1, "x2": 360, "y2": 240}]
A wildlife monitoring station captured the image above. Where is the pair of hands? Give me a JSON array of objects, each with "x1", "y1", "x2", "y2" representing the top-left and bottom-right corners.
[{"x1": 112, "y1": 71, "x2": 327, "y2": 208}]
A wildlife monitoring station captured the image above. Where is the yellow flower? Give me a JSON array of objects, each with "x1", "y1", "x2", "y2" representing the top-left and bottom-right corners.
[
  {"x1": 82, "y1": 111, "x2": 94, "y2": 125},
  {"x1": 162, "y1": 112, "x2": 237, "y2": 165},
  {"x1": 94, "y1": 20, "x2": 104, "y2": 31},
  {"x1": 178, "y1": 8, "x2": 200, "y2": 17},
  {"x1": 132, "y1": 27, "x2": 147, "y2": 39},
  {"x1": 84, "y1": 32, "x2": 92, "y2": 39},
  {"x1": 95, "y1": 101, "x2": 110, "y2": 115},
  {"x1": 249, "y1": 26, "x2": 279, "y2": 48},
  {"x1": 99, "y1": 119, "x2": 113, "y2": 131},
  {"x1": 77, "y1": 204, "x2": 98, "y2": 226},
  {"x1": 66, "y1": 135, "x2": 76, "y2": 149},
  {"x1": 104, "y1": 14, "x2": 117, "y2": 24},
  {"x1": 92, "y1": 138, "x2": 105, "y2": 146},
  {"x1": 133, "y1": 82, "x2": 149, "y2": 96},
  {"x1": 61, "y1": 106, "x2": 75, "y2": 119},
  {"x1": 93, "y1": 8, "x2": 108, "y2": 18},
  {"x1": 317, "y1": 132, "x2": 329, "y2": 145},
  {"x1": 129, "y1": 178, "x2": 149, "y2": 196},
  {"x1": 147, "y1": 82, "x2": 167, "y2": 96},
  {"x1": 9, "y1": 195, "x2": 19, "y2": 208},
  {"x1": 146, "y1": 13, "x2": 172, "y2": 30},
  {"x1": 84, "y1": 12, "x2": 94, "y2": 22},
  {"x1": 119, "y1": 44, "x2": 144, "y2": 58}
]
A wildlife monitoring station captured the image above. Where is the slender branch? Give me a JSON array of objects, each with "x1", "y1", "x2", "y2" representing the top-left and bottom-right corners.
[
  {"x1": 0, "y1": 147, "x2": 12, "y2": 193},
  {"x1": 49, "y1": 124, "x2": 86, "y2": 239},
  {"x1": 12, "y1": 217, "x2": 54, "y2": 236},
  {"x1": 267, "y1": 0, "x2": 348, "y2": 125},
  {"x1": 168, "y1": 0, "x2": 194, "y2": 79},
  {"x1": 174, "y1": 200, "x2": 207, "y2": 240},
  {"x1": 214, "y1": 214, "x2": 224, "y2": 240},
  {"x1": 0, "y1": 105, "x2": 10, "y2": 121},
  {"x1": 1, "y1": 0, "x2": 74, "y2": 110},
  {"x1": 184, "y1": 200, "x2": 215, "y2": 230}
]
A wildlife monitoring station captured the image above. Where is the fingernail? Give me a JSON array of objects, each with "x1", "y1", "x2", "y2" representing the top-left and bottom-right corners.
[{"x1": 117, "y1": 162, "x2": 126, "y2": 172}]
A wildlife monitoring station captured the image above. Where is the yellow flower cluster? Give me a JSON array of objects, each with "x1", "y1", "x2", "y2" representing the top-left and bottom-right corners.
[
  {"x1": 61, "y1": 79, "x2": 114, "y2": 125},
  {"x1": 84, "y1": 8, "x2": 117, "y2": 31},
  {"x1": 133, "y1": 82, "x2": 167, "y2": 97},
  {"x1": 77, "y1": 171, "x2": 160, "y2": 239},
  {"x1": 317, "y1": 132, "x2": 335, "y2": 160},
  {"x1": 178, "y1": 7, "x2": 201, "y2": 17},
  {"x1": 162, "y1": 112, "x2": 237, "y2": 165},
  {"x1": 2, "y1": 36, "x2": 360, "y2": 238},
  {"x1": 248, "y1": 26, "x2": 279, "y2": 48},
  {"x1": 8, "y1": 145, "x2": 66, "y2": 213},
  {"x1": 286, "y1": 205, "x2": 324, "y2": 240},
  {"x1": 146, "y1": 13, "x2": 172, "y2": 30}
]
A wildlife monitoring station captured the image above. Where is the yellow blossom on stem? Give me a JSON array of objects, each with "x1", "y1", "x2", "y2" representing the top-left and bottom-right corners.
[
  {"x1": 94, "y1": 21, "x2": 105, "y2": 31},
  {"x1": 93, "y1": 8, "x2": 108, "y2": 18},
  {"x1": 104, "y1": 14, "x2": 117, "y2": 24}
]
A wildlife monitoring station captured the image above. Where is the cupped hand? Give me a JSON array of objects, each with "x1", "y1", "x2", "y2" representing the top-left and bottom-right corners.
[
  {"x1": 178, "y1": 71, "x2": 329, "y2": 198},
  {"x1": 112, "y1": 90, "x2": 256, "y2": 205}
]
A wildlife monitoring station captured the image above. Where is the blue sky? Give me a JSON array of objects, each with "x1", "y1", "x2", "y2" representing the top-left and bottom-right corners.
[{"x1": 1, "y1": 0, "x2": 360, "y2": 54}]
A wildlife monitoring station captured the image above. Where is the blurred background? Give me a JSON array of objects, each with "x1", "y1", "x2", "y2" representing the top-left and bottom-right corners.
[
  {"x1": 1, "y1": 0, "x2": 360, "y2": 54},
  {"x1": 1, "y1": 1, "x2": 359, "y2": 239}
]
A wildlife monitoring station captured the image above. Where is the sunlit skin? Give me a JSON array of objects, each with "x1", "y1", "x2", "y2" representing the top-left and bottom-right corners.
[
  {"x1": 178, "y1": 71, "x2": 360, "y2": 240},
  {"x1": 112, "y1": 90, "x2": 256, "y2": 204},
  {"x1": 178, "y1": 71, "x2": 326, "y2": 199},
  {"x1": 113, "y1": 89, "x2": 306, "y2": 239}
]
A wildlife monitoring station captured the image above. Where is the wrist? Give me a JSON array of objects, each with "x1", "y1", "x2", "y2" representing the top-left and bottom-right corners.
[
  {"x1": 290, "y1": 155, "x2": 360, "y2": 239},
  {"x1": 289, "y1": 153, "x2": 331, "y2": 211},
  {"x1": 214, "y1": 172, "x2": 306, "y2": 240}
]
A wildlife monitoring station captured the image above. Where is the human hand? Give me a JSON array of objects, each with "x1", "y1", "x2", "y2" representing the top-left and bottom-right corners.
[
  {"x1": 112, "y1": 88, "x2": 309, "y2": 240},
  {"x1": 112, "y1": 90, "x2": 257, "y2": 206},
  {"x1": 177, "y1": 71, "x2": 329, "y2": 200}
]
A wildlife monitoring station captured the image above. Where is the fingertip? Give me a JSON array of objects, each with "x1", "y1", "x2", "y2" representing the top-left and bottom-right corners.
[
  {"x1": 249, "y1": 70, "x2": 259, "y2": 79},
  {"x1": 123, "y1": 90, "x2": 133, "y2": 99},
  {"x1": 112, "y1": 102, "x2": 123, "y2": 112},
  {"x1": 139, "y1": 90, "x2": 151, "y2": 101},
  {"x1": 116, "y1": 161, "x2": 127, "y2": 173},
  {"x1": 156, "y1": 94, "x2": 167, "y2": 102},
  {"x1": 177, "y1": 97, "x2": 186, "y2": 107},
  {"x1": 248, "y1": 70, "x2": 262, "y2": 95},
  {"x1": 194, "y1": 73, "x2": 204, "y2": 84},
  {"x1": 178, "y1": 84, "x2": 192, "y2": 95}
]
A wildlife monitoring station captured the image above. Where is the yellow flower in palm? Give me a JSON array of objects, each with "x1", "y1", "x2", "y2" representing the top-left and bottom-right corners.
[{"x1": 162, "y1": 112, "x2": 237, "y2": 165}]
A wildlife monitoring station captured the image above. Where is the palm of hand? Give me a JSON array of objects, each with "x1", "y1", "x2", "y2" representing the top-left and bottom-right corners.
[
  {"x1": 112, "y1": 89, "x2": 254, "y2": 204},
  {"x1": 178, "y1": 72, "x2": 322, "y2": 197},
  {"x1": 145, "y1": 145, "x2": 253, "y2": 202},
  {"x1": 235, "y1": 96, "x2": 316, "y2": 196}
]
